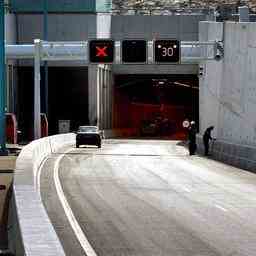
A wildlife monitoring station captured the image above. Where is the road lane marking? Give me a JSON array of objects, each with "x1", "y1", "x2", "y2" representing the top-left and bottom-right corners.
[
  {"x1": 215, "y1": 204, "x2": 228, "y2": 212},
  {"x1": 63, "y1": 152, "x2": 188, "y2": 158},
  {"x1": 37, "y1": 156, "x2": 49, "y2": 192},
  {"x1": 182, "y1": 187, "x2": 191, "y2": 193},
  {"x1": 53, "y1": 148, "x2": 98, "y2": 256}
]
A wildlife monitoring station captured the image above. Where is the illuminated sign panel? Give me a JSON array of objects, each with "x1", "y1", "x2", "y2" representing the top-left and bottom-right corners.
[
  {"x1": 89, "y1": 40, "x2": 114, "y2": 63},
  {"x1": 122, "y1": 40, "x2": 147, "y2": 63},
  {"x1": 154, "y1": 40, "x2": 180, "y2": 63}
]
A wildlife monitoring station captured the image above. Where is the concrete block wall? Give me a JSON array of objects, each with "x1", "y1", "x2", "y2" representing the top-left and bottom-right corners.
[
  {"x1": 16, "y1": 14, "x2": 96, "y2": 43},
  {"x1": 111, "y1": 15, "x2": 205, "y2": 41},
  {"x1": 219, "y1": 22, "x2": 256, "y2": 146},
  {"x1": 199, "y1": 21, "x2": 256, "y2": 171},
  {"x1": 17, "y1": 14, "x2": 205, "y2": 43}
]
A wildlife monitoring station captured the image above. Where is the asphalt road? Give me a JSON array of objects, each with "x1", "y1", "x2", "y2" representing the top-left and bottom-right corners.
[{"x1": 41, "y1": 140, "x2": 256, "y2": 256}]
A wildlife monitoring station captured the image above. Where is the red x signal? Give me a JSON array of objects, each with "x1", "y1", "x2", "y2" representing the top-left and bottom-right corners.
[
  {"x1": 96, "y1": 46, "x2": 108, "y2": 57},
  {"x1": 89, "y1": 40, "x2": 114, "y2": 63}
]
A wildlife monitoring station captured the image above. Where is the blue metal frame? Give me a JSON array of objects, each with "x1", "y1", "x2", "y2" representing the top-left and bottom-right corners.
[{"x1": 10, "y1": 0, "x2": 97, "y2": 13}]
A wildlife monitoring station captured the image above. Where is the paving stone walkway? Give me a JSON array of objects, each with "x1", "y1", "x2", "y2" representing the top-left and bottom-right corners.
[{"x1": 0, "y1": 146, "x2": 19, "y2": 252}]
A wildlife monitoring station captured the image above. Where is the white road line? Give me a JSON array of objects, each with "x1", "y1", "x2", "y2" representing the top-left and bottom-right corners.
[
  {"x1": 182, "y1": 187, "x2": 191, "y2": 193},
  {"x1": 53, "y1": 148, "x2": 98, "y2": 256},
  {"x1": 215, "y1": 204, "x2": 228, "y2": 212},
  {"x1": 37, "y1": 157, "x2": 49, "y2": 192}
]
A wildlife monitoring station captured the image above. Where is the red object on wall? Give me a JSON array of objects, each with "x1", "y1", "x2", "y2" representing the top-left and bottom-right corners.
[
  {"x1": 41, "y1": 113, "x2": 48, "y2": 138},
  {"x1": 5, "y1": 113, "x2": 18, "y2": 144}
]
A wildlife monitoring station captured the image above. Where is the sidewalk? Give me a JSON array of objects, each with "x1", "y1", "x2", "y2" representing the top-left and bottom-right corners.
[
  {"x1": 0, "y1": 157, "x2": 16, "y2": 172},
  {"x1": 0, "y1": 144, "x2": 22, "y2": 172},
  {"x1": 0, "y1": 145, "x2": 21, "y2": 252}
]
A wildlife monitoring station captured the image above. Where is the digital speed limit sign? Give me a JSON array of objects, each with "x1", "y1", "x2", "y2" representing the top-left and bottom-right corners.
[{"x1": 154, "y1": 40, "x2": 180, "y2": 63}]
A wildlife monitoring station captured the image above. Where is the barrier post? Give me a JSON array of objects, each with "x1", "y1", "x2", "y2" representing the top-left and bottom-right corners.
[{"x1": 34, "y1": 39, "x2": 41, "y2": 139}]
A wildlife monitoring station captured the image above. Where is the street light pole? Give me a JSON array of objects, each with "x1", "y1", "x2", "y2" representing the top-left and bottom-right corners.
[
  {"x1": 43, "y1": 0, "x2": 48, "y2": 117},
  {"x1": 34, "y1": 39, "x2": 41, "y2": 140},
  {"x1": 0, "y1": 0, "x2": 7, "y2": 155}
]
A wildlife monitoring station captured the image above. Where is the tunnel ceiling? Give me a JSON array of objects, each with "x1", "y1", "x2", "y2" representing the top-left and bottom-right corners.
[{"x1": 115, "y1": 74, "x2": 198, "y2": 105}]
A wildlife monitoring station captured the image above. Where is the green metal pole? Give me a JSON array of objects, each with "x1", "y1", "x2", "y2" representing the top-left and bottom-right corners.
[{"x1": 0, "y1": 0, "x2": 7, "y2": 155}]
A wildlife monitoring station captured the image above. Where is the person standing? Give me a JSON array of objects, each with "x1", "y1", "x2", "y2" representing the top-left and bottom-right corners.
[
  {"x1": 188, "y1": 121, "x2": 197, "y2": 155},
  {"x1": 203, "y1": 126, "x2": 214, "y2": 156}
]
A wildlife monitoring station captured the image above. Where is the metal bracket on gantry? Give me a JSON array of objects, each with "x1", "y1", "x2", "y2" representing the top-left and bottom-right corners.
[
  {"x1": 181, "y1": 40, "x2": 224, "y2": 63},
  {"x1": 6, "y1": 40, "x2": 88, "y2": 61},
  {"x1": 40, "y1": 41, "x2": 88, "y2": 61}
]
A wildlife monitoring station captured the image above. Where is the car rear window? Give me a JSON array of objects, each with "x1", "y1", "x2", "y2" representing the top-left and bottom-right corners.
[{"x1": 78, "y1": 127, "x2": 97, "y2": 133}]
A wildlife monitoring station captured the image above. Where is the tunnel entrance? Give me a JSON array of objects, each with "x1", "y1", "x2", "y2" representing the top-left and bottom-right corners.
[
  {"x1": 47, "y1": 67, "x2": 89, "y2": 135},
  {"x1": 17, "y1": 66, "x2": 89, "y2": 141},
  {"x1": 113, "y1": 74, "x2": 199, "y2": 139}
]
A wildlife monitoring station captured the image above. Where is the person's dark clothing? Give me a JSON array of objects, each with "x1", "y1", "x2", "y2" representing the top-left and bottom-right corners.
[
  {"x1": 188, "y1": 125, "x2": 197, "y2": 155},
  {"x1": 203, "y1": 126, "x2": 214, "y2": 156},
  {"x1": 203, "y1": 139, "x2": 210, "y2": 156}
]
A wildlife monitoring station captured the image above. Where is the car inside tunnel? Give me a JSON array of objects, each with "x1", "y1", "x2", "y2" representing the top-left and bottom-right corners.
[
  {"x1": 113, "y1": 74, "x2": 199, "y2": 140},
  {"x1": 17, "y1": 66, "x2": 89, "y2": 141}
]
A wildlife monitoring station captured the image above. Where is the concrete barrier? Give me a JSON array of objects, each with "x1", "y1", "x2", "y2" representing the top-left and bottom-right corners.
[
  {"x1": 197, "y1": 135, "x2": 256, "y2": 172},
  {"x1": 9, "y1": 133, "x2": 75, "y2": 256}
]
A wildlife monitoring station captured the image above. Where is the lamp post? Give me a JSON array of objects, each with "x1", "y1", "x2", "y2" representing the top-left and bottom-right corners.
[
  {"x1": 43, "y1": 0, "x2": 48, "y2": 117},
  {"x1": 0, "y1": 0, "x2": 7, "y2": 155}
]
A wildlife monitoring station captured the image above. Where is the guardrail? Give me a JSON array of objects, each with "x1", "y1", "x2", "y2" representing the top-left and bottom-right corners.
[
  {"x1": 9, "y1": 133, "x2": 75, "y2": 256},
  {"x1": 196, "y1": 135, "x2": 256, "y2": 172}
]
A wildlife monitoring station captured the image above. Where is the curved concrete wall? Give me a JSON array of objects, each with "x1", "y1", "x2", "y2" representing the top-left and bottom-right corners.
[{"x1": 10, "y1": 133, "x2": 75, "y2": 256}]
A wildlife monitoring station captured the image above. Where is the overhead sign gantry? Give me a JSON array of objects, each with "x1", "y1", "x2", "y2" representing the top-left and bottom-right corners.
[
  {"x1": 6, "y1": 39, "x2": 223, "y2": 63},
  {"x1": 88, "y1": 39, "x2": 181, "y2": 64}
]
